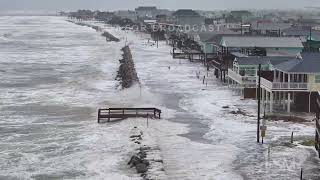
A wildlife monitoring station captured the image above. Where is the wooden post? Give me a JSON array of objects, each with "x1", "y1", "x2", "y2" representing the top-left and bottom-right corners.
[
  {"x1": 257, "y1": 64, "x2": 261, "y2": 143},
  {"x1": 147, "y1": 113, "x2": 149, "y2": 127},
  {"x1": 288, "y1": 93, "x2": 291, "y2": 113},
  {"x1": 98, "y1": 109, "x2": 101, "y2": 123},
  {"x1": 108, "y1": 109, "x2": 110, "y2": 122},
  {"x1": 300, "y1": 168, "x2": 303, "y2": 180},
  {"x1": 270, "y1": 92, "x2": 273, "y2": 113},
  {"x1": 291, "y1": 132, "x2": 294, "y2": 143},
  {"x1": 157, "y1": 31, "x2": 159, "y2": 48}
]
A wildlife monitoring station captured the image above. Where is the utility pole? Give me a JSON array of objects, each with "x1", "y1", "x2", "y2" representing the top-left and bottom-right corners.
[
  {"x1": 257, "y1": 64, "x2": 261, "y2": 143},
  {"x1": 157, "y1": 30, "x2": 159, "y2": 48},
  {"x1": 241, "y1": 19, "x2": 243, "y2": 35},
  {"x1": 309, "y1": 26, "x2": 312, "y2": 52}
]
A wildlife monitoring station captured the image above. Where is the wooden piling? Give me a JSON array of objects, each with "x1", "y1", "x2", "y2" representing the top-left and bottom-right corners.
[
  {"x1": 97, "y1": 109, "x2": 101, "y2": 123},
  {"x1": 108, "y1": 109, "x2": 111, "y2": 122}
]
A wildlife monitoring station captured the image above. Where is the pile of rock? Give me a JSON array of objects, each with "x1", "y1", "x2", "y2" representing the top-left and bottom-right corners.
[
  {"x1": 101, "y1": 31, "x2": 120, "y2": 42},
  {"x1": 116, "y1": 46, "x2": 140, "y2": 89},
  {"x1": 128, "y1": 128, "x2": 151, "y2": 179},
  {"x1": 127, "y1": 126, "x2": 167, "y2": 179}
]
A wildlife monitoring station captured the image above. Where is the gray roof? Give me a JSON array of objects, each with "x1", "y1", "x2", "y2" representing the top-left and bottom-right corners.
[
  {"x1": 230, "y1": 52, "x2": 248, "y2": 58},
  {"x1": 251, "y1": 22, "x2": 292, "y2": 31},
  {"x1": 135, "y1": 6, "x2": 157, "y2": 11},
  {"x1": 172, "y1": 9, "x2": 200, "y2": 17},
  {"x1": 221, "y1": 36, "x2": 304, "y2": 48},
  {"x1": 236, "y1": 56, "x2": 295, "y2": 66},
  {"x1": 274, "y1": 53, "x2": 320, "y2": 73},
  {"x1": 282, "y1": 26, "x2": 320, "y2": 41},
  {"x1": 197, "y1": 28, "x2": 240, "y2": 42},
  {"x1": 301, "y1": 52, "x2": 320, "y2": 60}
]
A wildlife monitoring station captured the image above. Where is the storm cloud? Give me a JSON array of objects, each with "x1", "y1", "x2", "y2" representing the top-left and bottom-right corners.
[{"x1": 0, "y1": 0, "x2": 319, "y2": 11}]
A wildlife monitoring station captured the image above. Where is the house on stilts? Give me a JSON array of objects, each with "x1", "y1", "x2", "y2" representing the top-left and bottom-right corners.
[
  {"x1": 210, "y1": 36, "x2": 304, "y2": 83},
  {"x1": 228, "y1": 56, "x2": 294, "y2": 98},
  {"x1": 259, "y1": 53, "x2": 320, "y2": 113}
]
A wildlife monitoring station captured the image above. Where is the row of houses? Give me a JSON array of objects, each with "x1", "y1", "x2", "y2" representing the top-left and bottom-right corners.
[
  {"x1": 228, "y1": 54, "x2": 320, "y2": 113},
  {"x1": 167, "y1": 32, "x2": 320, "y2": 114},
  {"x1": 68, "y1": 7, "x2": 320, "y2": 156},
  {"x1": 150, "y1": 9, "x2": 320, "y2": 157}
]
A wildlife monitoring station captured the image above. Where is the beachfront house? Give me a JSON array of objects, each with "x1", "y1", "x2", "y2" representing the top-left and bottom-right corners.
[
  {"x1": 115, "y1": 10, "x2": 138, "y2": 21},
  {"x1": 229, "y1": 10, "x2": 252, "y2": 23},
  {"x1": 282, "y1": 26, "x2": 320, "y2": 41},
  {"x1": 315, "y1": 91, "x2": 320, "y2": 157},
  {"x1": 219, "y1": 36, "x2": 304, "y2": 56},
  {"x1": 228, "y1": 56, "x2": 295, "y2": 98},
  {"x1": 192, "y1": 27, "x2": 241, "y2": 54},
  {"x1": 172, "y1": 9, "x2": 204, "y2": 27},
  {"x1": 282, "y1": 26, "x2": 320, "y2": 52},
  {"x1": 201, "y1": 36, "x2": 303, "y2": 83},
  {"x1": 135, "y1": 6, "x2": 158, "y2": 18},
  {"x1": 250, "y1": 21, "x2": 292, "y2": 36},
  {"x1": 259, "y1": 53, "x2": 320, "y2": 113}
]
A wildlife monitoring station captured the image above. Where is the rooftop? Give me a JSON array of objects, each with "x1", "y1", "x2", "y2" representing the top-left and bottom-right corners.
[
  {"x1": 195, "y1": 28, "x2": 240, "y2": 42},
  {"x1": 172, "y1": 9, "x2": 200, "y2": 17},
  {"x1": 251, "y1": 22, "x2": 292, "y2": 31},
  {"x1": 135, "y1": 6, "x2": 157, "y2": 11},
  {"x1": 274, "y1": 53, "x2": 320, "y2": 73},
  {"x1": 230, "y1": 52, "x2": 248, "y2": 58},
  {"x1": 220, "y1": 36, "x2": 304, "y2": 48},
  {"x1": 282, "y1": 26, "x2": 320, "y2": 41},
  {"x1": 235, "y1": 56, "x2": 295, "y2": 66}
]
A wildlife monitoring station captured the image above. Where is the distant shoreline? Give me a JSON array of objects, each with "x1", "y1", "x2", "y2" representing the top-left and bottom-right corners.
[{"x1": 0, "y1": 14, "x2": 62, "y2": 17}]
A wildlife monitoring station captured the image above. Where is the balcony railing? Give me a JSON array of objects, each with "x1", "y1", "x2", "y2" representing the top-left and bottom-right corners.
[
  {"x1": 259, "y1": 77, "x2": 309, "y2": 91},
  {"x1": 228, "y1": 69, "x2": 256, "y2": 88}
]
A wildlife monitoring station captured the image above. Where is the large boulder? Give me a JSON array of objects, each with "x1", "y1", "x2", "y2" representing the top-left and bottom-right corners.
[{"x1": 136, "y1": 163, "x2": 148, "y2": 173}]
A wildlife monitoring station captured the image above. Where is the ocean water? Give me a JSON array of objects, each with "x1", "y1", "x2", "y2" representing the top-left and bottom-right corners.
[
  {"x1": 0, "y1": 16, "x2": 137, "y2": 179},
  {"x1": 1, "y1": 16, "x2": 319, "y2": 180}
]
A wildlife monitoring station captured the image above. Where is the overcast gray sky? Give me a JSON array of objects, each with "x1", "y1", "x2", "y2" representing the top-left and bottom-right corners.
[{"x1": 1, "y1": 0, "x2": 320, "y2": 11}]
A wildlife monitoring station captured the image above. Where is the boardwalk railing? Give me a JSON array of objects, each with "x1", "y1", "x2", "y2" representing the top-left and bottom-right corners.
[{"x1": 97, "y1": 108, "x2": 162, "y2": 123}]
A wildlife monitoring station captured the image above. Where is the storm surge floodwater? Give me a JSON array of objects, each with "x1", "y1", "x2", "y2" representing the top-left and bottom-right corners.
[
  {"x1": 0, "y1": 16, "x2": 319, "y2": 180},
  {"x1": 0, "y1": 16, "x2": 142, "y2": 179}
]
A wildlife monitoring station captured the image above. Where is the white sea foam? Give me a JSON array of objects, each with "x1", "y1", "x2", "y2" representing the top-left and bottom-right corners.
[{"x1": 0, "y1": 17, "x2": 318, "y2": 180}]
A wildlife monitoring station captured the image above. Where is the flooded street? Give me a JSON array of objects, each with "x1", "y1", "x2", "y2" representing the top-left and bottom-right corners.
[{"x1": 0, "y1": 16, "x2": 319, "y2": 179}]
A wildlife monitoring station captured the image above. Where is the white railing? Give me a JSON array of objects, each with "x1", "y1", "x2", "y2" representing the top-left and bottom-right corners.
[
  {"x1": 228, "y1": 69, "x2": 256, "y2": 88},
  {"x1": 272, "y1": 82, "x2": 308, "y2": 90},
  {"x1": 259, "y1": 77, "x2": 273, "y2": 90},
  {"x1": 259, "y1": 77, "x2": 309, "y2": 91},
  {"x1": 228, "y1": 69, "x2": 243, "y2": 84}
]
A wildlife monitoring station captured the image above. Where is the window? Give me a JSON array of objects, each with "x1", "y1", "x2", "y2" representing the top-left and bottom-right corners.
[{"x1": 316, "y1": 74, "x2": 320, "y2": 83}]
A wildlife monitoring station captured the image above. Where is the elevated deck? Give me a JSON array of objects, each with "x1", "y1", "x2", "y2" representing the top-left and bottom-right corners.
[{"x1": 97, "y1": 108, "x2": 161, "y2": 123}]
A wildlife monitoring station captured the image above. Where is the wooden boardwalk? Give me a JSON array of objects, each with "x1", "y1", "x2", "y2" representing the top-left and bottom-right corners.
[{"x1": 97, "y1": 108, "x2": 161, "y2": 123}]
